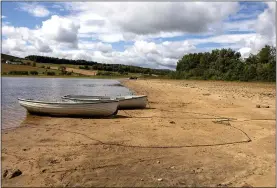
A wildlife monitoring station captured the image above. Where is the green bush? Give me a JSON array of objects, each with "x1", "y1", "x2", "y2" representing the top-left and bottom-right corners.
[
  {"x1": 96, "y1": 71, "x2": 121, "y2": 76},
  {"x1": 79, "y1": 65, "x2": 90, "y2": 70},
  {"x1": 8, "y1": 71, "x2": 29, "y2": 75},
  {"x1": 47, "y1": 71, "x2": 56, "y2": 76},
  {"x1": 40, "y1": 65, "x2": 45, "y2": 68},
  {"x1": 32, "y1": 62, "x2": 36, "y2": 67},
  {"x1": 30, "y1": 71, "x2": 38, "y2": 75}
]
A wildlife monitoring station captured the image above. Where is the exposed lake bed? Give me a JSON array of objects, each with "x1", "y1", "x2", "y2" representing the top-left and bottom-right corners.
[{"x1": 1, "y1": 78, "x2": 275, "y2": 187}]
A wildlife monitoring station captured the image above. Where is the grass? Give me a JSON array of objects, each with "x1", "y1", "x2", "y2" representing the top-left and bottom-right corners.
[
  {"x1": 36, "y1": 62, "x2": 80, "y2": 69},
  {"x1": 1, "y1": 63, "x2": 164, "y2": 80},
  {"x1": 1, "y1": 63, "x2": 80, "y2": 76},
  {"x1": 2, "y1": 64, "x2": 46, "y2": 72}
]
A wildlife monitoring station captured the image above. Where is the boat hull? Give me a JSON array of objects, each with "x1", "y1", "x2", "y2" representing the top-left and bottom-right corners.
[
  {"x1": 62, "y1": 95, "x2": 148, "y2": 109},
  {"x1": 117, "y1": 96, "x2": 147, "y2": 109},
  {"x1": 18, "y1": 99, "x2": 119, "y2": 117}
]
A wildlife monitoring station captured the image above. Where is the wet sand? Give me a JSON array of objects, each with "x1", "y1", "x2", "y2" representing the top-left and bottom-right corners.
[{"x1": 2, "y1": 79, "x2": 275, "y2": 187}]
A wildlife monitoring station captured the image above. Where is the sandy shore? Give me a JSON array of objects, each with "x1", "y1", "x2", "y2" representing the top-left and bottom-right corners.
[{"x1": 2, "y1": 79, "x2": 275, "y2": 187}]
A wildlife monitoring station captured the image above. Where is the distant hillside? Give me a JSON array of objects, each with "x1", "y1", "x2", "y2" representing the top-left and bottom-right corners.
[
  {"x1": 1, "y1": 53, "x2": 23, "y2": 61},
  {"x1": 25, "y1": 55, "x2": 173, "y2": 75},
  {"x1": 1, "y1": 53, "x2": 172, "y2": 75}
]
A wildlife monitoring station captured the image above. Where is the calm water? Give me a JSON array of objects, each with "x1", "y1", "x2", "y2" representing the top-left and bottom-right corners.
[{"x1": 1, "y1": 77, "x2": 133, "y2": 129}]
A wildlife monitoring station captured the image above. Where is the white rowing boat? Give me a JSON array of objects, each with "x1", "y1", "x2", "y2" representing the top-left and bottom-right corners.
[
  {"x1": 62, "y1": 95, "x2": 148, "y2": 109},
  {"x1": 18, "y1": 98, "x2": 119, "y2": 117}
]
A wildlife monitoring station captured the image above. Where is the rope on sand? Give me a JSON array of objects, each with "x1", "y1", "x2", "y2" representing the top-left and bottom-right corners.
[{"x1": 22, "y1": 115, "x2": 252, "y2": 149}]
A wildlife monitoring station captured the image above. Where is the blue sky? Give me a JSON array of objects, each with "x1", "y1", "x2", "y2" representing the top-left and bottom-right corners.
[{"x1": 1, "y1": 2, "x2": 276, "y2": 69}]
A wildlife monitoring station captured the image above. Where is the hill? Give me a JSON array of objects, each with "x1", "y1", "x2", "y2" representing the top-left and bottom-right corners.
[
  {"x1": 25, "y1": 55, "x2": 172, "y2": 75},
  {"x1": 1, "y1": 53, "x2": 23, "y2": 61},
  {"x1": 1, "y1": 53, "x2": 172, "y2": 77}
]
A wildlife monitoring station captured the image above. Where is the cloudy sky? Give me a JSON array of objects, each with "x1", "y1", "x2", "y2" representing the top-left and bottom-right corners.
[{"x1": 1, "y1": 2, "x2": 276, "y2": 70}]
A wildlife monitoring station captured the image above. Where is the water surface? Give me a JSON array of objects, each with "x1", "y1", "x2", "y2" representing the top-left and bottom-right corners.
[{"x1": 2, "y1": 77, "x2": 132, "y2": 129}]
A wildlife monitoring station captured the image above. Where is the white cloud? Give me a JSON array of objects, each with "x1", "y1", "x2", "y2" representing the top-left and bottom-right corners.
[
  {"x1": 34, "y1": 39, "x2": 52, "y2": 53},
  {"x1": 98, "y1": 34, "x2": 124, "y2": 43},
  {"x1": 132, "y1": 41, "x2": 158, "y2": 55},
  {"x1": 255, "y1": 3, "x2": 275, "y2": 40},
  {"x1": 237, "y1": 3, "x2": 276, "y2": 57},
  {"x1": 78, "y1": 41, "x2": 112, "y2": 53},
  {"x1": 266, "y1": 2, "x2": 276, "y2": 11},
  {"x1": 19, "y1": 3, "x2": 50, "y2": 17},
  {"x1": 2, "y1": 2, "x2": 276, "y2": 70},
  {"x1": 40, "y1": 15, "x2": 80, "y2": 46},
  {"x1": 2, "y1": 26, "x2": 33, "y2": 41},
  {"x1": 2, "y1": 38, "x2": 27, "y2": 52},
  {"x1": 60, "y1": 2, "x2": 241, "y2": 43},
  {"x1": 238, "y1": 47, "x2": 252, "y2": 58},
  {"x1": 2, "y1": 15, "x2": 6, "y2": 19},
  {"x1": 67, "y1": 2, "x2": 239, "y2": 35},
  {"x1": 223, "y1": 19, "x2": 256, "y2": 32}
]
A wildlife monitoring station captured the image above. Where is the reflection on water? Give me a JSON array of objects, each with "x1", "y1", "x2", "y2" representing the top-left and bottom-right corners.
[
  {"x1": 2, "y1": 77, "x2": 132, "y2": 129},
  {"x1": 81, "y1": 83, "x2": 124, "y2": 87}
]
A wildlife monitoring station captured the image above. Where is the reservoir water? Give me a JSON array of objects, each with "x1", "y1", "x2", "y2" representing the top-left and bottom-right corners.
[{"x1": 1, "y1": 77, "x2": 132, "y2": 129}]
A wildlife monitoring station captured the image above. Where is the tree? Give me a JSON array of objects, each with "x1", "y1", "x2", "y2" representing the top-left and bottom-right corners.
[
  {"x1": 58, "y1": 66, "x2": 67, "y2": 74},
  {"x1": 258, "y1": 45, "x2": 271, "y2": 64},
  {"x1": 174, "y1": 45, "x2": 275, "y2": 82}
]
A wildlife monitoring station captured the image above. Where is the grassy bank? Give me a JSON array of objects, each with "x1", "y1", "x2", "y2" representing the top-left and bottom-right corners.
[
  {"x1": 1, "y1": 63, "x2": 80, "y2": 76},
  {"x1": 1, "y1": 63, "x2": 160, "y2": 79}
]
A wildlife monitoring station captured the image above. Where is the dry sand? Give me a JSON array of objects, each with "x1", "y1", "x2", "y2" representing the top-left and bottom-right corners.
[{"x1": 2, "y1": 79, "x2": 276, "y2": 187}]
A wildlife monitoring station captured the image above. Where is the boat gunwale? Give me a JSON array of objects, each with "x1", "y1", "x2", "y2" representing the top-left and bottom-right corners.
[
  {"x1": 62, "y1": 95, "x2": 147, "y2": 101},
  {"x1": 18, "y1": 98, "x2": 119, "y2": 105}
]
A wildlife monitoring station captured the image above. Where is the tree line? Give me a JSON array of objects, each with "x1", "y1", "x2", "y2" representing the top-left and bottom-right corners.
[
  {"x1": 171, "y1": 45, "x2": 276, "y2": 82},
  {"x1": 25, "y1": 55, "x2": 172, "y2": 75},
  {"x1": 25, "y1": 55, "x2": 97, "y2": 66}
]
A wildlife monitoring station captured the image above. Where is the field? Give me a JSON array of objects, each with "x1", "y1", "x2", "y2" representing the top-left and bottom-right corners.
[
  {"x1": 2, "y1": 63, "x2": 83, "y2": 76},
  {"x1": 2, "y1": 64, "x2": 44, "y2": 72},
  {"x1": 1, "y1": 63, "x2": 144, "y2": 78},
  {"x1": 50, "y1": 66, "x2": 97, "y2": 76},
  {"x1": 1, "y1": 79, "x2": 275, "y2": 187},
  {"x1": 37, "y1": 62, "x2": 80, "y2": 69}
]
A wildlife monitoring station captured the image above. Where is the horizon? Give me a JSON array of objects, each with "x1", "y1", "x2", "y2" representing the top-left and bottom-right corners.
[{"x1": 1, "y1": 1, "x2": 276, "y2": 70}]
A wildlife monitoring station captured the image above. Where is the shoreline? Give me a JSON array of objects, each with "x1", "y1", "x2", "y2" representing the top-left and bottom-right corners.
[
  {"x1": 2, "y1": 75, "x2": 276, "y2": 84},
  {"x1": 2, "y1": 79, "x2": 275, "y2": 187},
  {"x1": 1, "y1": 75, "x2": 131, "y2": 79}
]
